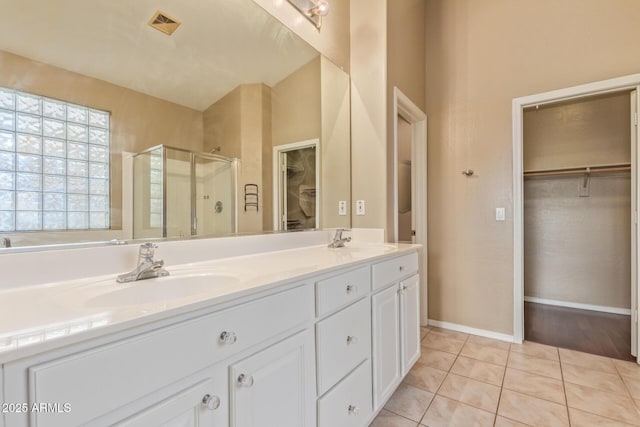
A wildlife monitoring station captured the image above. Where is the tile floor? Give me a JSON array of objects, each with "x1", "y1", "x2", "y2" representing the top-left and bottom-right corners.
[{"x1": 369, "y1": 326, "x2": 640, "y2": 426}]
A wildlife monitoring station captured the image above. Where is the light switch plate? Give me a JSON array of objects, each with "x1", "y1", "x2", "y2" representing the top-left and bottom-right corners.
[
  {"x1": 496, "y1": 207, "x2": 505, "y2": 221},
  {"x1": 338, "y1": 200, "x2": 347, "y2": 216},
  {"x1": 356, "y1": 200, "x2": 365, "y2": 216}
]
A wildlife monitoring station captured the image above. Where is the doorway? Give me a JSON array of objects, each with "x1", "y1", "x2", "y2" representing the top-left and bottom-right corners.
[
  {"x1": 513, "y1": 74, "x2": 640, "y2": 363},
  {"x1": 273, "y1": 139, "x2": 319, "y2": 231},
  {"x1": 392, "y1": 87, "x2": 428, "y2": 324}
]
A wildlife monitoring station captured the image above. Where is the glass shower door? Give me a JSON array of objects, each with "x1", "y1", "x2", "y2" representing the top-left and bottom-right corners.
[{"x1": 194, "y1": 155, "x2": 236, "y2": 236}]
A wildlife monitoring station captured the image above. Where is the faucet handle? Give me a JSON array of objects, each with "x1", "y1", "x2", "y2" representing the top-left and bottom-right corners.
[{"x1": 139, "y1": 242, "x2": 158, "y2": 261}]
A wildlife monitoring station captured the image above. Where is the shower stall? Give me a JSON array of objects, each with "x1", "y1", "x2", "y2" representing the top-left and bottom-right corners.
[{"x1": 133, "y1": 145, "x2": 237, "y2": 239}]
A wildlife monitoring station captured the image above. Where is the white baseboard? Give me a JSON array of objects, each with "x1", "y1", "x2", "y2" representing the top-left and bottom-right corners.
[
  {"x1": 427, "y1": 319, "x2": 514, "y2": 343},
  {"x1": 524, "y1": 296, "x2": 632, "y2": 316}
]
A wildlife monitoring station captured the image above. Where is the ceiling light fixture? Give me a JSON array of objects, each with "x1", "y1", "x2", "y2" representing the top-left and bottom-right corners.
[{"x1": 286, "y1": 0, "x2": 330, "y2": 30}]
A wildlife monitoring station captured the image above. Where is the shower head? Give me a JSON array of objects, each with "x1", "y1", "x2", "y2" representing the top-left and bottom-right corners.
[{"x1": 209, "y1": 146, "x2": 221, "y2": 154}]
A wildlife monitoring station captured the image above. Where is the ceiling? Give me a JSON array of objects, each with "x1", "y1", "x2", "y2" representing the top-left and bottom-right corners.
[{"x1": 0, "y1": 0, "x2": 319, "y2": 111}]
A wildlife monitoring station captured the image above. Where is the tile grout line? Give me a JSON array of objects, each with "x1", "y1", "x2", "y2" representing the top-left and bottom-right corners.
[{"x1": 417, "y1": 332, "x2": 469, "y2": 426}]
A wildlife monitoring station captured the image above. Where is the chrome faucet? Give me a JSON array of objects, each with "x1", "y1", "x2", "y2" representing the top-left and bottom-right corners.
[
  {"x1": 328, "y1": 229, "x2": 351, "y2": 248},
  {"x1": 116, "y1": 243, "x2": 170, "y2": 283},
  {"x1": 1, "y1": 237, "x2": 10, "y2": 248}
]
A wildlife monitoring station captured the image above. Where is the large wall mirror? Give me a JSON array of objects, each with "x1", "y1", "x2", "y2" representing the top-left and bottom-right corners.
[{"x1": 0, "y1": 0, "x2": 351, "y2": 249}]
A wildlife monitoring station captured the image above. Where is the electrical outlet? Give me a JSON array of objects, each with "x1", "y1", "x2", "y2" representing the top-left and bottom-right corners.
[
  {"x1": 338, "y1": 200, "x2": 347, "y2": 216},
  {"x1": 496, "y1": 207, "x2": 505, "y2": 221},
  {"x1": 356, "y1": 200, "x2": 365, "y2": 216}
]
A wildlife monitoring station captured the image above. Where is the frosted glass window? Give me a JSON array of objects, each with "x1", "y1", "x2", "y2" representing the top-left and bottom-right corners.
[
  {"x1": 67, "y1": 106, "x2": 88, "y2": 124},
  {"x1": 16, "y1": 113, "x2": 42, "y2": 135},
  {"x1": 0, "y1": 191, "x2": 14, "y2": 210},
  {"x1": 43, "y1": 139, "x2": 65, "y2": 157},
  {"x1": 0, "y1": 87, "x2": 110, "y2": 231},
  {"x1": 44, "y1": 212, "x2": 65, "y2": 230},
  {"x1": 16, "y1": 94, "x2": 41, "y2": 115},
  {"x1": 0, "y1": 110, "x2": 14, "y2": 131},
  {"x1": 43, "y1": 99, "x2": 66, "y2": 120},
  {"x1": 16, "y1": 211, "x2": 41, "y2": 230},
  {"x1": 89, "y1": 145, "x2": 107, "y2": 162},
  {"x1": 44, "y1": 157, "x2": 66, "y2": 175},
  {"x1": 17, "y1": 154, "x2": 41, "y2": 173},
  {"x1": 16, "y1": 173, "x2": 41, "y2": 191},
  {"x1": 67, "y1": 212, "x2": 88, "y2": 229},
  {"x1": 67, "y1": 142, "x2": 88, "y2": 160},
  {"x1": 68, "y1": 194, "x2": 88, "y2": 211},
  {"x1": 67, "y1": 160, "x2": 88, "y2": 177},
  {"x1": 0, "y1": 152, "x2": 14, "y2": 170},
  {"x1": 16, "y1": 134, "x2": 42, "y2": 154},
  {"x1": 43, "y1": 193, "x2": 66, "y2": 211},
  {"x1": 16, "y1": 192, "x2": 41, "y2": 210},
  {"x1": 0, "y1": 131, "x2": 14, "y2": 151},
  {"x1": 0, "y1": 172, "x2": 13, "y2": 190},
  {"x1": 0, "y1": 211, "x2": 13, "y2": 231},
  {"x1": 89, "y1": 178, "x2": 107, "y2": 195},
  {"x1": 43, "y1": 119, "x2": 66, "y2": 139},
  {"x1": 67, "y1": 123, "x2": 88, "y2": 142},
  {"x1": 43, "y1": 175, "x2": 65, "y2": 193},
  {"x1": 67, "y1": 177, "x2": 88, "y2": 194},
  {"x1": 0, "y1": 90, "x2": 14, "y2": 110},
  {"x1": 89, "y1": 128, "x2": 107, "y2": 145}
]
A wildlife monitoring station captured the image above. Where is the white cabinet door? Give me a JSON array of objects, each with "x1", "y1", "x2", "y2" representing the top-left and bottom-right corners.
[
  {"x1": 372, "y1": 284, "x2": 401, "y2": 411},
  {"x1": 400, "y1": 274, "x2": 420, "y2": 375},
  {"x1": 116, "y1": 379, "x2": 221, "y2": 427},
  {"x1": 230, "y1": 330, "x2": 316, "y2": 427}
]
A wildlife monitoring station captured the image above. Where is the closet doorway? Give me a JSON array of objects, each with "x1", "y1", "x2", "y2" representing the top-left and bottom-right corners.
[{"x1": 513, "y1": 74, "x2": 640, "y2": 363}]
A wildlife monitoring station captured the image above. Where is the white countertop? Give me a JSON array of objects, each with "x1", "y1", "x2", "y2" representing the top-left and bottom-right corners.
[{"x1": 0, "y1": 241, "x2": 418, "y2": 364}]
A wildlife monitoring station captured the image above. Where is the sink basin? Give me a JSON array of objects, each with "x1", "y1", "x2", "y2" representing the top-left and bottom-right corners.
[{"x1": 86, "y1": 273, "x2": 240, "y2": 308}]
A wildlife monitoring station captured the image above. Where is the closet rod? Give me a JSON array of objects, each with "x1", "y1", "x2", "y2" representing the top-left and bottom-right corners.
[{"x1": 523, "y1": 164, "x2": 631, "y2": 178}]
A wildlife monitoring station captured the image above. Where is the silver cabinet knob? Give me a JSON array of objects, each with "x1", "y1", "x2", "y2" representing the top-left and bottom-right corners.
[
  {"x1": 219, "y1": 331, "x2": 237, "y2": 345},
  {"x1": 346, "y1": 335, "x2": 358, "y2": 345},
  {"x1": 202, "y1": 394, "x2": 221, "y2": 410},
  {"x1": 346, "y1": 284, "x2": 357, "y2": 294},
  {"x1": 401, "y1": 284, "x2": 407, "y2": 291},
  {"x1": 399, "y1": 265, "x2": 405, "y2": 272},
  {"x1": 237, "y1": 373, "x2": 254, "y2": 387},
  {"x1": 348, "y1": 404, "x2": 359, "y2": 415}
]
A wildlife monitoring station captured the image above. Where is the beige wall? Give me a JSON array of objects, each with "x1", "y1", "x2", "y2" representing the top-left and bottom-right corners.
[
  {"x1": 261, "y1": 86, "x2": 274, "y2": 231},
  {"x1": 320, "y1": 56, "x2": 351, "y2": 229},
  {"x1": 251, "y1": 0, "x2": 350, "y2": 72},
  {"x1": 525, "y1": 175, "x2": 631, "y2": 309},
  {"x1": 204, "y1": 84, "x2": 270, "y2": 234},
  {"x1": 524, "y1": 92, "x2": 632, "y2": 170},
  {"x1": 350, "y1": 0, "x2": 387, "y2": 228},
  {"x1": 524, "y1": 93, "x2": 631, "y2": 309},
  {"x1": 387, "y1": 0, "x2": 426, "y2": 241},
  {"x1": 0, "y1": 50, "x2": 204, "y2": 233},
  {"x1": 425, "y1": 0, "x2": 640, "y2": 334},
  {"x1": 203, "y1": 87, "x2": 242, "y2": 158},
  {"x1": 271, "y1": 57, "x2": 322, "y2": 147}
]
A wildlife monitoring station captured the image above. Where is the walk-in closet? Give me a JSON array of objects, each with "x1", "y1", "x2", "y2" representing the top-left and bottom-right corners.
[{"x1": 523, "y1": 91, "x2": 635, "y2": 361}]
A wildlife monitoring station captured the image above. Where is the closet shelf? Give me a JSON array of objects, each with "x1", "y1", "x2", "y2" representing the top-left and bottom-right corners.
[{"x1": 523, "y1": 163, "x2": 631, "y2": 178}]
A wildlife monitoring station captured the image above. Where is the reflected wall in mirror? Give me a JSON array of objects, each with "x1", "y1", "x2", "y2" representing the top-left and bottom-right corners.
[{"x1": 0, "y1": 0, "x2": 350, "y2": 249}]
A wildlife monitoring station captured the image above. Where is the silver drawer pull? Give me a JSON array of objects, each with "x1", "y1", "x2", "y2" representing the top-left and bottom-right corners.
[
  {"x1": 219, "y1": 331, "x2": 237, "y2": 345},
  {"x1": 237, "y1": 373, "x2": 254, "y2": 387},
  {"x1": 346, "y1": 335, "x2": 358, "y2": 345},
  {"x1": 348, "y1": 404, "x2": 359, "y2": 415},
  {"x1": 202, "y1": 394, "x2": 221, "y2": 411},
  {"x1": 346, "y1": 284, "x2": 357, "y2": 294}
]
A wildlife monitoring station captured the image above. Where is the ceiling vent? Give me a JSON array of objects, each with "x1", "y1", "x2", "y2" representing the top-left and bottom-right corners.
[{"x1": 148, "y1": 10, "x2": 181, "y2": 36}]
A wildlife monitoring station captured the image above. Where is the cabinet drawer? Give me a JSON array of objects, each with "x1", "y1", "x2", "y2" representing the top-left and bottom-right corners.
[
  {"x1": 316, "y1": 266, "x2": 370, "y2": 317},
  {"x1": 317, "y1": 360, "x2": 372, "y2": 427},
  {"x1": 372, "y1": 252, "x2": 418, "y2": 291},
  {"x1": 27, "y1": 284, "x2": 313, "y2": 427},
  {"x1": 316, "y1": 298, "x2": 371, "y2": 395}
]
